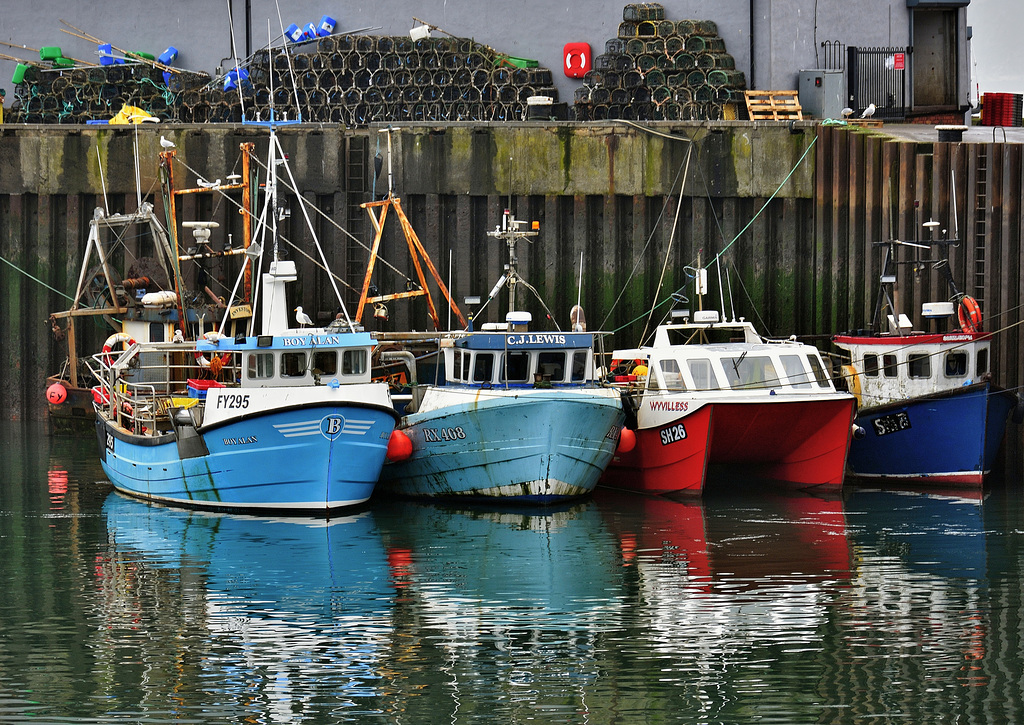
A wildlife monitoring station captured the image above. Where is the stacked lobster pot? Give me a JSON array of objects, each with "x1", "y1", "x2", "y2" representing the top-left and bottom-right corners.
[
  {"x1": 573, "y1": 3, "x2": 746, "y2": 121},
  {"x1": 241, "y1": 34, "x2": 560, "y2": 126}
]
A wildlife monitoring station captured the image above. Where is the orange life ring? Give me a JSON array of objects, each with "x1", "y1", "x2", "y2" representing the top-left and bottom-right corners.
[
  {"x1": 102, "y1": 332, "x2": 137, "y2": 365},
  {"x1": 958, "y1": 296, "x2": 982, "y2": 333}
]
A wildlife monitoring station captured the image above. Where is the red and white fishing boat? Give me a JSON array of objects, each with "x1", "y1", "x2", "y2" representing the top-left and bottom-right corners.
[{"x1": 603, "y1": 310, "x2": 857, "y2": 496}]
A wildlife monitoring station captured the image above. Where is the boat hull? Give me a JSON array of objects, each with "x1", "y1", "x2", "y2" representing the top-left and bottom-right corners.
[
  {"x1": 707, "y1": 397, "x2": 856, "y2": 488},
  {"x1": 847, "y1": 382, "x2": 1015, "y2": 486},
  {"x1": 604, "y1": 395, "x2": 854, "y2": 494},
  {"x1": 379, "y1": 388, "x2": 624, "y2": 503},
  {"x1": 96, "y1": 402, "x2": 397, "y2": 512},
  {"x1": 602, "y1": 403, "x2": 714, "y2": 495}
]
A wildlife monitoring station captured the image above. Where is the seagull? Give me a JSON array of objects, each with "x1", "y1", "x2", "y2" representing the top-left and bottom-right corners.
[
  {"x1": 861, "y1": 103, "x2": 876, "y2": 118},
  {"x1": 295, "y1": 306, "x2": 314, "y2": 328},
  {"x1": 172, "y1": 328, "x2": 184, "y2": 343},
  {"x1": 160, "y1": 135, "x2": 175, "y2": 148},
  {"x1": 840, "y1": 107, "x2": 853, "y2": 119}
]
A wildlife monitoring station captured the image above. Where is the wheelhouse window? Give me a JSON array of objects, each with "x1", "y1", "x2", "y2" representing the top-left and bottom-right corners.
[
  {"x1": 863, "y1": 353, "x2": 879, "y2": 377},
  {"x1": 944, "y1": 351, "x2": 967, "y2": 377},
  {"x1": 977, "y1": 347, "x2": 989, "y2": 376},
  {"x1": 342, "y1": 349, "x2": 367, "y2": 375},
  {"x1": 726, "y1": 355, "x2": 781, "y2": 390},
  {"x1": 908, "y1": 352, "x2": 931, "y2": 379},
  {"x1": 281, "y1": 351, "x2": 307, "y2": 378},
  {"x1": 504, "y1": 351, "x2": 531, "y2": 383},
  {"x1": 473, "y1": 353, "x2": 495, "y2": 383},
  {"x1": 807, "y1": 354, "x2": 831, "y2": 388},
  {"x1": 248, "y1": 352, "x2": 275, "y2": 380},
  {"x1": 882, "y1": 354, "x2": 898, "y2": 378},
  {"x1": 658, "y1": 359, "x2": 686, "y2": 391},
  {"x1": 537, "y1": 352, "x2": 566, "y2": 382},
  {"x1": 571, "y1": 351, "x2": 587, "y2": 382},
  {"x1": 312, "y1": 350, "x2": 338, "y2": 376},
  {"x1": 452, "y1": 349, "x2": 463, "y2": 382},
  {"x1": 688, "y1": 358, "x2": 720, "y2": 390},
  {"x1": 780, "y1": 355, "x2": 812, "y2": 388}
]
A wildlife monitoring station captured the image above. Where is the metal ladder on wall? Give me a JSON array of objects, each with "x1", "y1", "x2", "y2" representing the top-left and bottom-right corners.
[
  {"x1": 345, "y1": 136, "x2": 368, "y2": 291},
  {"x1": 972, "y1": 146, "x2": 988, "y2": 306}
]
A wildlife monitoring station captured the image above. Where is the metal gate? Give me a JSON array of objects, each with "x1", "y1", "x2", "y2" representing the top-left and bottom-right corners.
[{"x1": 846, "y1": 46, "x2": 912, "y2": 120}]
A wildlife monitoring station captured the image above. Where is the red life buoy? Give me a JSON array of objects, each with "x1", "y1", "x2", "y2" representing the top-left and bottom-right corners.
[
  {"x1": 563, "y1": 42, "x2": 591, "y2": 78},
  {"x1": 102, "y1": 332, "x2": 137, "y2": 365},
  {"x1": 958, "y1": 296, "x2": 983, "y2": 333}
]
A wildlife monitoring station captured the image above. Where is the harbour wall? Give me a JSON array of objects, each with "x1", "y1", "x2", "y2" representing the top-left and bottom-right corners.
[{"x1": 1, "y1": 121, "x2": 1022, "y2": 473}]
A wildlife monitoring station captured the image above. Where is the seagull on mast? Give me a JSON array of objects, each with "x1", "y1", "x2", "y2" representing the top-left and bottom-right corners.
[
  {"x1": 160, "y1": 135, "x2": 175, "y2": 148},
  {"x1": 295, "y1": 306, "x2": 314, "y2": 328}
]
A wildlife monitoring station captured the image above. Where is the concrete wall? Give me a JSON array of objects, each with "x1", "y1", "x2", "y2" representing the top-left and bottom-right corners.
[{"x1": 1, "y1": 0, "x2": 933, "y2": 111}]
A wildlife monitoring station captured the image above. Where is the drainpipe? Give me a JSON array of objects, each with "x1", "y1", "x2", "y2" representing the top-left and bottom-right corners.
[{"x1": 749, "y1": 0, "x2": 756, "y2": 90}]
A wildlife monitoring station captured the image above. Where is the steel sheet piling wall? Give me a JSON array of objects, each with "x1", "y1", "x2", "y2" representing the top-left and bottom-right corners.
[{"x1": 1, "y1": 122, "x2": 1021, "y2": 474}]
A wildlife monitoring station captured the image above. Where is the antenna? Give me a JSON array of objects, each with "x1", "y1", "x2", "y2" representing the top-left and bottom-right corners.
[
  {"x1": 951, "y1": 169, "x2": 959, "y2": 239},
  {"x1": 225, "y1": 0, "x2": 247, "y2": 122}
]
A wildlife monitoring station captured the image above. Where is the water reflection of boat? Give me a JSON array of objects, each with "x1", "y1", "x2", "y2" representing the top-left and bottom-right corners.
[
  {"x1": 100, "y1": 492, "x2": 394, "y2": 698},
  {"x1": 594, "y1": 489, "x2": 850, "y2": 661},
  {"x1": 380, "y1": 500, "x2": 623, "y2": 620},
  {"x1": 845, "y1": 487, "x2": 986, "y2": 579}
]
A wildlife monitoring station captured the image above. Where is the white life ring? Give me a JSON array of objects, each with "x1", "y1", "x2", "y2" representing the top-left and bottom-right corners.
[
  {"x1": 565, "y1": 48, "x2": 588, "y2": 75},
  {"x1": 101, "y1": 332, "x2": 137, "y2": 364}
]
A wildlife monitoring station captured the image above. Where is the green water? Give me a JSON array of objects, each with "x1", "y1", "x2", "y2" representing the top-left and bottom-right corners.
[{"x1": 2, "y1": 420, "x2": 1023, "y2": 723}]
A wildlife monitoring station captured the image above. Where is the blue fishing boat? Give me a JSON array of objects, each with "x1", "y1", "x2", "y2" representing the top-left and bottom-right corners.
[
  {"x1": 87, "y1": 126, "x2": 400, "y2": 512},
  {"x1": 376, "y1": 209, "x2": 625, "y2": 503},
  {"x1": 834, "y1": 220, "x2": 1020, "y2": 486}
]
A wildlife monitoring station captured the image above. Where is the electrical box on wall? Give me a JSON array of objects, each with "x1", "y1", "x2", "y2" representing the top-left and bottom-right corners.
[{"x1": 798, "y1": 70, "x2": 845, "y2": 120}]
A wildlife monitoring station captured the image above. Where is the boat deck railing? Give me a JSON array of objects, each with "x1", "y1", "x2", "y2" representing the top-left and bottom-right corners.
[{"x1": 86, "y1": 344, "x2": 240, "y2": 435}]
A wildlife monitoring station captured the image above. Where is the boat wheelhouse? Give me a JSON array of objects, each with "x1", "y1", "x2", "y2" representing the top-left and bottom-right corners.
[{"x1": 605, "y1": 312, "x2": 856, "y2": 495}]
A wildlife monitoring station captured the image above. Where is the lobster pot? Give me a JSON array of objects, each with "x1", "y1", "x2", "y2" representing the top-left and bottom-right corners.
[
  {"x1": 661, "y1": 101, "x2": 682, "y2": 119},
  {"x1": 637, "y1": 21, "x2": 658, "y2": 37},
  {"x1": 592, "y1": 87, "x2": 611, "y2": 104},
  {"x1": 394, "y1": 37, "x2": 414, "y2": 54},
  {"x1": 695, "y1": 20, "x2": 719, "y2": 35},
  {"x1": 631, "y1": 86, "x2": 652, "y2": 103},
  {"x1": 687, "y1": 69, "x2": 707, "y2": 87},
  {"x1": 657, "y1": 20, "x2": 675, "y2": 37},
  {"x1": 646, "y1": 69, "x2": 666, "y2": 87},
  {"x1": 674, "y1": 53, "x2": 695, "y2": 70},
  {"x1": 686, "y1": 35, "x2": 707, "y2": 53},
  {"x1": 674, "y1": 87, "x2": 693, "y2": 104},
  {"x1": 636, "y1": 54, "x2": 657, "y2": 73},
  {"x1": 465, "y1": 52, "x2": 486, "y2": 69},
  {"x1": 693, "y1": 85, "x2": 714, "y2": 103},
  {"x1": 420, "y1": 52, "x2": 441, "y2": 70},
  {"x1": 603, "y1": 71, "x2": 621, "y2": 89},
  {"x1": 623, "y1": 70, "x2": 643, "y2": 88},
  {"x1": 623, "y1": 3, "x2": 665, "y2": 22},
  {"x1": 618, "y1": 21, "x2": 638, "y2": 38},
  {"x1": 606, "y1": 38, "x2": 625, "y2": 54},
  {"x1": 355, "y1": 36, "x2": 376, "y2": 53},
  {"x1": 377, "y1": 36, "x2": 395, "y2": 54},
  {"x1": 574, "y1": 86, "x2": 593, "y2": 104},
  {"x1": 611, "y1": 87, "x2": 630, "y2": 104},
  {"x1": 625, "y1": 38, "x2": 645, "y2": 56},
  {"x1": 665, "y1": 36, "x2": 684, "y2": 55},
  {"x1": 710, "y1": 53, "x2": 736, "y2": 69},
  {"x1": 362, "y1": 53, "x2": 382, "y2": 73},
  {"x1": 696, "y1": 54, "x2": 716, "y2": 70}
]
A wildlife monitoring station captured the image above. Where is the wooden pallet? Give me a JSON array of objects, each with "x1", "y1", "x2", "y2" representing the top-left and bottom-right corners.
[
  {"x1": 847, "y1": 118, "x2": 883, "y2": 128},
  {"x1": 744, "y1": 90, "x2": 803, "y2": 121}
]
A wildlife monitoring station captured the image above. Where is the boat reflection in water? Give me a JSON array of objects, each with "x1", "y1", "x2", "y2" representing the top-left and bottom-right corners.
[
  {"x1": 99, "y1": 493, "x2": 395, "y2": 713},
  {"x1": 375, "y1": 498, "x2": 626, "y2": 721},
  {"x1": 596, "y1": 488, "x2": 851, "y2": 663}
]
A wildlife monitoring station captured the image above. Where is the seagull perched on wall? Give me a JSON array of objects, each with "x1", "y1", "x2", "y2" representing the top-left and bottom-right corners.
[
  {"x1": 295, "y1": 306, "x2": 314, "y2": 328},
  {"x1": 861, "y1": 103, "x2": 876, "y2": 118},
  {"x1": 840, "y1": 107, "x2": 854, "y2": 119},
  {"x1": 160, "y1": 135, "x2": 175, "y2": 148}
]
